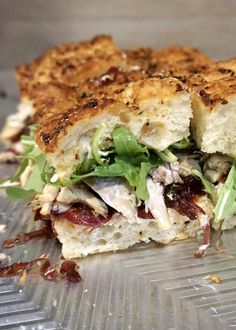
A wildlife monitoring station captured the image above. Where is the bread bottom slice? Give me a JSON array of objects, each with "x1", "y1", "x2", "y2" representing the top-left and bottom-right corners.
[{"x1": 54, "y1": 210, "x2": 202, "y2": 258}]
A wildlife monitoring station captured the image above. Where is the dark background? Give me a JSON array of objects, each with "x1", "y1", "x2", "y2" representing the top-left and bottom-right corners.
[{"x1": 0, "y1": 0, "x2": 236, "y2": 69}]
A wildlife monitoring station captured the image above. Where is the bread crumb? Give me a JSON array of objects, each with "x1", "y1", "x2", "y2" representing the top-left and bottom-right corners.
[
  {"x1": 0, "y1": 253, "x2": 7, "y2": 260},
  {"x1": 0, "y1": 224, "x2": 6, "y2": 233},
  {"x1": 19, "y1": 270, "x2": 27, "y2": 285},
  {"x1": 203, "y1": 274, "x2": 222, "y2": 284}
]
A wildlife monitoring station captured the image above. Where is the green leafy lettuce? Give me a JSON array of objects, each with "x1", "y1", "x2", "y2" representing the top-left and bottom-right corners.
[
  {"x1": 215, "y1": 162, "x2": 236, "y2": 222},
  {"x1": 91, "y1": 123, "x2": 108, "y2": 165},
  {"x1": 3, "y1": 133, "x2": 55, "y2": 201},
  {"x1": 3, "y1": 125, "x2": 184, "y2": 201},
  {"x1": 192, "y1": 169, "x2": 217, "y2": 203},
  {"x1": 68, "y1": 127, "x2": 163, "y2": 200},
  {"x1": 156, "y1": 149, "x2": 177, "y2": 163},
  {"x1": 112, "y1": 127, "x2": 148, "y2": 156},
  {"x1": 171, "y1": 137, "x2": 194, "y2": 150}
]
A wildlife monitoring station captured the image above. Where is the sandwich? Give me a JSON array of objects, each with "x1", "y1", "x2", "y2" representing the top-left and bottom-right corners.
[{"x1": 1, "y1": 36, "x2": 236, "y2": 259}]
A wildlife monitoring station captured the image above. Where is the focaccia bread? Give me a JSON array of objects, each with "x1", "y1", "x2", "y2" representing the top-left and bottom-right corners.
[
  {"x1": 35, "y1": 77, "x2": 192, "y2": 180},
  {"x1": 189, "y1": 57, "x2": 236, "y2": 156}
]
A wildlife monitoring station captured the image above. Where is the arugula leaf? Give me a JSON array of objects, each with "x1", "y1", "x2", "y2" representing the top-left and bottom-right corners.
[
  {"x1": 91, "y1": 124, "x2": 108, "y2": 165},
  {"x1": 157, "y1": 149, "x2": 177, "y2": 163},
  {"x1": 11, "y1": 136, "x2": 37, "y2": 182},
  {"x1": 41, "y1": 164, "x2": 56, "y2": 184},
  {"x1": 136, "y1": 162, "x2": 154, "y2": 200},
  {"x1": 77, "y1": 156, "x2": 98, "y2": 175},
  {"x1": 11, "y1": 158, "x2": 29, "y2": 182},
  {"x1": 3, "y1": 125, "x2": 163, "y2": 202},
  {"x1": 215, "y1": 162, "x2": 236, "y2": 222},
  {"x1": 192, "y1": 169, "x2": 217, "y2": 203},
  {"x1": 5, "y1": 187, "x2": 37, "y2": 201},
  {"x1": 69, "y1": 153, "x2": 161, "y2": 200},
  {"x1": 112, "y1": 127, "x2": 148, "y2": 156},
  {"x1": 28, "y1": 124, "x2": 39, "y2": 133},
  {"x1": 5, "y1": 134, "x2": 49, "y2": 200},
  {"x1": 70, "y1": 161, "x2": 126, "y2": 183},
  {"x1": 24, "y1": 164, "x2": 45, "y2": 192},
  {"x1": 171, "y1": 137, "x2": 194, "y2": 150},
  {"x1": 68, "y1": 128, "x2": 163, "y2": 200}
]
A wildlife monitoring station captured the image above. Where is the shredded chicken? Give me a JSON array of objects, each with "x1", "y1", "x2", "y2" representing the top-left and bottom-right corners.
[
  {"x1": 204, "y1": 154, "x2": 231, "y2": 183},
  {"x1": 51, "y1": 203, "x2": 72, "y2": 213},
  {"x1": 85, "y1": 177, "x2": 137, "y2": 222},
  {"x1": 151, "y1": 162, "x2": 183, "y2": 185},
  {"x1": 145, "y1": 178, "x2": 172, "y2": 229},
  {"x1": 35, "y1": 184, "x2": 60, "y2": 215},
  {"x1": 57, "y1": 184, "x2": 108, "y2": 216},
  {"x1": 194, "y1": 214, "x2": 211, "y2": 258},
  {"x1": 193, "y1": 194, "x2": 214, "y2": 257},
  {"x1": 177, "y1": 155, "x2": 201, "y2": 177}
]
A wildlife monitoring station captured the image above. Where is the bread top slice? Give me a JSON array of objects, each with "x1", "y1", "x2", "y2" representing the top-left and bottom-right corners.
[
  {"x1": 125, "y1": 46, "x2": 154, "y2": 71},
  {"x1": 34, "y1": 77, "x2": 192, "y2": 180},
  {"x1": 16, "y1": 36, "x2": 213, "y2": 101},
  {"x1": 151, "y1": 45, "x2": 214, "y2": 80},
  {"x1": 125, "y1": 45, "x2": 214, "y2": 82},
  {"x1": 31, "y1": 43, "x2": 212, "y2": 118},
  {"x1": 16, "y1": 35, "x2": 127, "y2": 100},
  {"x1": 191, "y1": 75, "x2": 236, "y2": 156}
]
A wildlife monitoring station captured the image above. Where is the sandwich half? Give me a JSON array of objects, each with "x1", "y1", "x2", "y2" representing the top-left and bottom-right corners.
[
  {"x1": 29, "y1": 75, "x2": 198, "y2": 258},
  {"x1": 1, "y1": 36, "x2": 236, "y2": 259}
]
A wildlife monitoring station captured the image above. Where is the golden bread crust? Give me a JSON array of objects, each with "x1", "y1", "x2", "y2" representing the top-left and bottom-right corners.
[
  {"x1": 188, "y1": 57, "x2": 236, "y2": 109},
  {"x1": 35, "y1": 77, "x2": 188, "y2": 154},
  {"x1": 151, "y1": 45, "x2": 213, "y2": 80},
  {"x1": 16, "y1": 38, "x2": 214, "y2": 101},
  {"x1": 192, "y1": 76, "x2": 236, "y2": 109},
  {"x1": 125, "y1": 46, "x2": 154, "y2": 71},
  {"x1": 15, "y1": 37, "x2": 220, "y2": 159},
  {"x1": 16, "y1": 35, "x2": 126, "y2": 99}
]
